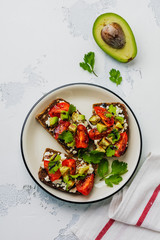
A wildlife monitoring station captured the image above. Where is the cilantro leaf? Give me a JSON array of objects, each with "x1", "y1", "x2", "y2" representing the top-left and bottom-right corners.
[
  {"x1": 81, "y1": 150, "x2": 105, "y2": 164},
  {"x1": 49, "y1": 154, "x2": 61, "y2": 162},
  {"x1": 115, "y1": 116, "x2": 124, "y2": 123},
  {"x1": 106, "y1": 145, "x2": 116, "y2": 157},
  {"x1": 98, "y1": 158, "x2": 109, "y2": 178},
  {"x1": 109, "y1": 69, "x2": 122, "y2": 86},
  {"x1": 80, "y1": 62, "x2": 92, "y2": 73},
  {"x1": 48, "y1": 154, "x2": 61, "y2": 174},
  {"x1": 58, "y1": 131, "x2": 74, "y2": 143},
  {"x1": 105, "y1": 174, "x2": 123, "y2": 187},
  {"x1": 110, "y1": 160, "x2": 128, "y2": 175},
  {"x1": 108, "y1": 104, "x2": 117, "y2": 115},
  {"x1": 68, "y1": 104, "x2": 76, "y2": 115},
  {"x1": 80, "y1": 52, "x2": 97, "y2": 77},
  {"x1": 106, "y1": 113, "x2": 112, "y2": 118},
  {"x1": 84, "y1": 52, "x2": 95, "y2": 68},
  {"x1": 70, "y1": 174, "x2": 86, "y2": 180},
  {"x1": 108, "y1": 129, "x2": 120, "y2": 144}
]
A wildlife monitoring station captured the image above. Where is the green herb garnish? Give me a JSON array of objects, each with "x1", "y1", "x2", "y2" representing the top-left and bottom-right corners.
[
  {"x1": 68, "y1": 104, "x2": 76, "y2": 115},
  {"x1": 115, "y1": 116, "x2": 124, "y2": 123},
  {"x1": 108, "y1": 129, "x2": 120, "y2": 144},
  {"x1": 80, "y1": 52, "x2": 97, "y2": 77},
  {"x1": 48, "y1": 154, "x2": 61, "y2": 174},
  {"x1": 98, "y1": 159, "x2": 109, "y2": 178},
  {"x1": 105, "y1": 174, "x2": 123, "y2": 187},
  {"x1": 70, "y1": 174, "x2": 86, "y2": 180},
  {"x1": 97, "y1": 159, "x2": 128, "y2": 187},
  {"x1": 80, "y1": 150, "x2": 105, "y2": 164},
  {"x1": 108, "y1": 104, "x2": 117, "y2": 115},
  {"x1": 58, "y1": 131, "x2": 74, "y2": 143},
  {"x1": 106, "y1": 113, "x2": 112, "y2": 118},
  {"x1": 106, "y1": 145, "x2": 116, "y2": 157},
  {"x1": 109, "y1": 69, "x2": 122, "y2": 86},
  {"x1": 110, "y1": 160, "x2": 128, "y2": 175}
]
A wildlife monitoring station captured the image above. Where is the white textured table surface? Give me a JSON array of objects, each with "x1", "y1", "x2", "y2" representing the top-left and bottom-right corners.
[{"x1": 1, "y1": 0, "x2": 160, "y2": 239}]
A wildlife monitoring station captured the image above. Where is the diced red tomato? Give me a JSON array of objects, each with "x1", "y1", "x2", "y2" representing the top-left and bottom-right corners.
[
  {"x1": 54, "y1": 120, "x2": 70, "y2": 139},
  {"x1": 44, "y1": 160, "x2": 49, "y2": 169},
  {"x1": 75, "y1": 124, "x2": 89, "y2": 148},
  {"x1": 48, "y1": 169, "x2": 61, "y2": 182},
  {"x1": 49, "y1": 102, "x2": 70, "y2": 117},
  {"x1": 62, "y1": 159, "x2": 76, "y2": 175},
  {"x1": 43, "y1": 160, "x2": 61, "y2": 181},
  {"x1": 94, "y1": 106, "x2": 114, "y2": 127},
  {"x1": 88, "y1": 128, "x2": 112, "y2": 140},
  {"x1": 114, "y1": 132, "x2": 128, "y2": 157},
  {"x1": 76, "y1": 174, "x2": 94, "y2": 196}
]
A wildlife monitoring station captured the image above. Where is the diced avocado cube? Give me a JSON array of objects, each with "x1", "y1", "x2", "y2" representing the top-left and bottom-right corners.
[
  {"x1": 78, "y1": 165, "x2": 89, "y2": 175},
  {"x1": 60, "y1": 111, "x2": 69, "y2": 120},
  {"x1": 72, "y1": 112, "x2": 85, "y2": 122},
  {"x1": 115, "y1": 116, "x2": 124, "y2": 124},
  {"x1": 63, "y1": 174, "x2": 69, "y2": 183},
  {"x1": 49, "y1": 116, "x2": 58, "y2": 126},
  {"x1": 49, "y1": 153, "x2": 61, "y2": 161},
  {"x1": 99, "y1": 137, "x2": 110, "y2": 149},
  {"x1": 97, "y1": 123, "x2": 107, "y2": 133},
  {"x1": 67, "y1": 140, "x2": 75, "y2": 148},
  {"x1": 89, "y1": 115, "x2": 101, "y2": 125},
  {"x1": 60, "y1": 166, "x2": 70, "y2": 176},
  {"x1": 115, "y1": 121, "x2": 123, "y2": 129},
  {"x1": 68, "y1": 124, "x2": 77, "y2": 133},
  {"x1": 107, "y1": 137, "x2": 114, "y2": 144},
  {"x1": 66, "y1": 180, "x2": 75, "y2": 190},
  {"x1": 95, "y1": 146, "x2": 106, "y2": 152}
]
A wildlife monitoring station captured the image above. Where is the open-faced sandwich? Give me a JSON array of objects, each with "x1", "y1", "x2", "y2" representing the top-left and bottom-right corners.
[
  {"x1": 38, "y1": 148, "x2": 96, "y2": 195},
  {"x1": 36, "y1": 99, "x2": 129, "y2": 196},
  {"x1": 36, "y1": 98, "x2": 92, "y2": 156},
  {"x1": 88, "y1": 102, "x2": 129, "y2": 157}
]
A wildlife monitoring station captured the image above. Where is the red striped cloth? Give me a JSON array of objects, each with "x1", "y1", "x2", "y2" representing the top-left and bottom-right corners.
[{"x1": 71, "y1": 154, "x2": 160, "y2": 240}]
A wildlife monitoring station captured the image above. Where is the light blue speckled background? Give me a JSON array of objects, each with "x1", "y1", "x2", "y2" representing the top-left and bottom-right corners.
[{"x1": 1, "y1": 0, "x2": 160, "y2": 239}]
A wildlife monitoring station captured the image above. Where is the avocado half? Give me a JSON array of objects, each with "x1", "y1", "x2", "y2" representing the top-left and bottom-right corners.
[{"x1": 93, "y1": 13, "x2": 137, "y2": 62}]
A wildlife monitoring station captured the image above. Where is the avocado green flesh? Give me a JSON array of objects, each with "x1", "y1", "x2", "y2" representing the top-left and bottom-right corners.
[{"x1": 93, "y1": 13, "x2": 137, "y2": 62}]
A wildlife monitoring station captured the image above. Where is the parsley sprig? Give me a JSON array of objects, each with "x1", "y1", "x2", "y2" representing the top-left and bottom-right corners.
[
  {"x1": 79, "y1": 149, "x2": 128, "y2": 187},
  {"x1": 78, "y1": 150, "x2": 105, "y2": 164},
  {"x1": 80, "y1": 52, "x2": 97, "y2": 77},
  {"x1": 98, "y1": 159, "x2": 128, "y2": 187},
  {"x1": 48, "y1": 154, "x2": 61, "y2": 174},
  {"x1": 109, "y1": 69, "x2": 122, "y2": 86},
  {"x1": 58, "y1": 131, "x2": 74, "y2": 143}
]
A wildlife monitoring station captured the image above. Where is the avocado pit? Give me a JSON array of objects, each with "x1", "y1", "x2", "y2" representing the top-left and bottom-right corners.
[{"x1": 101, "y1": 22, "x2": 126, "y2": 49}]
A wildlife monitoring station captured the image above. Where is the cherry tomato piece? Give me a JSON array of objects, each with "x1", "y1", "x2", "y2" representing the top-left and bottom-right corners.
[
  {"x1": 62, "y1": 159, "x2": 76, "y2": 175},
  {"x1": 88, "y1": 128, "x2": 111, "y2": 140},
  {"x1": 54, "y1": 120, "x2": 70, "y2": 139},
  {"x1": 94, "y1": 106, "x2": 114, "y2": 127},
  {"x1": 76, "y1": 174, "x2": 94, "y2": 196},
  {"x1": 114, "y1": 132, "x2": 128, "y2": 157},
  {"x1": 49, "y1": 102, "x2": 70, "y2": 117},
  {"x1": 49, "y1": 169, "x2": 61, "y2": 182},
  {"x1": 75, "y1": 124, "x2": 89, "y2": 148},
  {"x1": 43, "y1": 160, "x2": 61, "y2": 181}
]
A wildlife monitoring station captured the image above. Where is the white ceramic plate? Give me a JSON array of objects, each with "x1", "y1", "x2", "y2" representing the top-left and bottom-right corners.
[{"x1": 21, "y1": 83, "x2": 142, "y2": 203}]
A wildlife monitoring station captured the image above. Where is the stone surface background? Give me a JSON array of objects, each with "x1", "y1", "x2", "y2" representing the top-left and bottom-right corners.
[{"x1": 1, "y1": 0, "x2": 160, "y2": 239}]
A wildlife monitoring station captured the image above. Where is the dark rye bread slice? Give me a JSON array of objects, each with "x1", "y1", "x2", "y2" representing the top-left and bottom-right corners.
[
  {"x1": 38, "y1": 148, "x2": 97, "y2": 194},
  {"x1": 35, "y1": 98, "x2": 92, "y2": 157},
  {"x1": 93, "y1": 102, "x2": 129, "y2": 133},
  {"x1": 91, "y1": 102, "x2": 129, "y2": 156}
]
